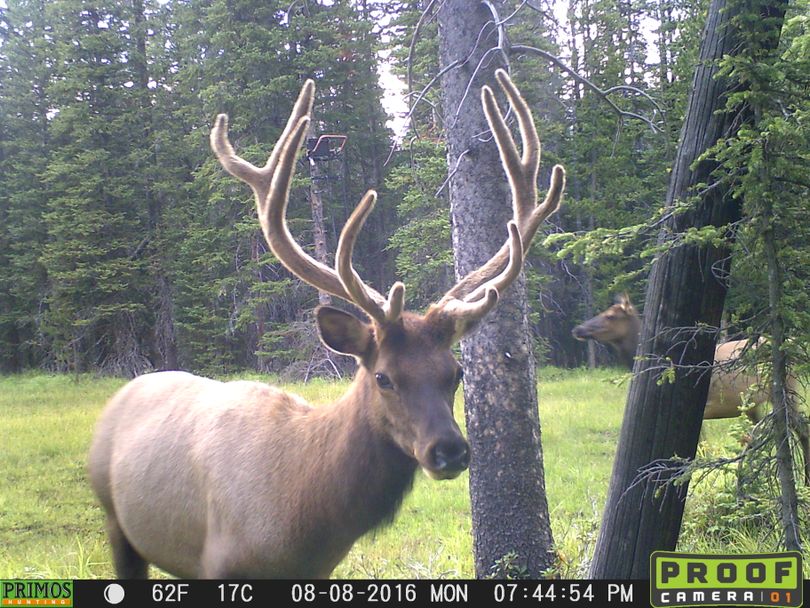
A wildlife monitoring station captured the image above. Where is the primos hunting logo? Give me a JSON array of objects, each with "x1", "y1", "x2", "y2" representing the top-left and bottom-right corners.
[
  {"x1": 1, "y1": 581, "x2": 73, "y2": 606},
  {"x1": 651, "y1": 552, "x2": 802, "y2": 608}
]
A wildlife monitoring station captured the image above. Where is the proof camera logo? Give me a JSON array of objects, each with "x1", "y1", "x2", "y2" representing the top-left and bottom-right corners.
[{"x1": 651, "y1": 552, "x2": 802, "y2": 608}]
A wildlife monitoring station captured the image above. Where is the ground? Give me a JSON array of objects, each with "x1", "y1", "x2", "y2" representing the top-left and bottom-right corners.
[{"x1": 0, "y1": 369, "x2": 806, "y2": 578}]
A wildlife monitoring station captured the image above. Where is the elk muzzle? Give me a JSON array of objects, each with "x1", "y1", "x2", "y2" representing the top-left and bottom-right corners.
[
  {"x1": 572, "y1": 322, "x2": 595, "y2": 341},
  {"x1": 423, "y1": 436, "x2": 470, "y2": 480}
]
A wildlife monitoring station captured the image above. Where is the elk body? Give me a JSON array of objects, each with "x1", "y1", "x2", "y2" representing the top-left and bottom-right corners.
[
  {"x1": 572, "y1": 295, "x2": 809, "y2": 481},
  {"x1": 88, "y1": 71, "x2": 565, "y2": 579}
]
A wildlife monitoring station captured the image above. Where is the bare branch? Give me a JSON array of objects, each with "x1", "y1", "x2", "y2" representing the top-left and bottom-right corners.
[
  {"x1": 603, "y1": 84, "x2": 665, "y2": 118},
  {"x1": 451, "y1": 46, "x2": 502, "y2": 128},
  {"x1": 511, "y1": 44, "x2": 663, "y2": 133},
  {"x1": 406, "y1": 0, "x2": 441, "y2": 99},
  {"x1": 406, "y1": 59, "x2": 460, "y2": 125},
  {"x1": 435, "y1": 148, "x2": 470, "y2": 197}
]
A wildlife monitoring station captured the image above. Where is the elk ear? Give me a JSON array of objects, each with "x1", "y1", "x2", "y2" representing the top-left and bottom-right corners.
[
  {"x1": 316, "y1": 306, "x2": 374, "y2": 358},
  {"x1": 616, "y1": 292, "x2": 632, "y2": 310}
]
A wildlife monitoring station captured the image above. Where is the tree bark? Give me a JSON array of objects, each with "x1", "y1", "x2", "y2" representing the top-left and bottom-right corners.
[
  {"x1": 439, "y1": 0, "x2": 554, "y2": 578},
  {"x1": 132, "y1": 0, "x2": 177, "y2": 370},
  {"x1": 763, "y1": 222, "x2": 802, "y2": 552},
  {"x1": 590, "y1": 0, "x2": 788, "y2": 578},
  {"x1": 760, "y1": 159, "x2": 802, "y2": 552},
  {"x1": 307, "y1": 121, "x2": 333, "y2": 307}
]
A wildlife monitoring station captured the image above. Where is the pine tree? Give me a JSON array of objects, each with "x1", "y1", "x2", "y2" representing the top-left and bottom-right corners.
[
  {"x1": 168, "y1": 0, "x2": 394, "y2": 374},
  {"x1": 590, "y1": 0, "x2": 790, "y2": 577},
  {"x1": 0, "y1": 0, "x2": 52, "y2": 371},
  {"x1": 712, "y1": 0, "x2": 810, "y2": 550},
  {"x1": 40, "y1": 0, "x2": 156, "y2": 374}
]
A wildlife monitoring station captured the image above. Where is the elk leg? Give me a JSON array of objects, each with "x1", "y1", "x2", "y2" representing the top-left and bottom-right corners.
[
  {"x1": 107, "y1": 514, "x2": 148, "y2": 579},
  {"x1": 200, "y1": 548, "x2": 246, "y2": 579}
]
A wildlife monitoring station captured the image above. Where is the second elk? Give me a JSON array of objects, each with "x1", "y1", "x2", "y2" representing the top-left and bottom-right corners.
[{"x1": 572, "y1": 294, "x2": 809, "y2": 483}]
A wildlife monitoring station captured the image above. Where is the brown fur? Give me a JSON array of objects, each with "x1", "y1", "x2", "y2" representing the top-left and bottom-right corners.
[
  {"x1": 88, "y1": 312, "x2": 468, "y2": 579},
  {"x1": 90, "y1": 72, "x2": 563, "y2": 580},
  {"x1": 572, "y1": 296, "x2": 809, "y2": 482},
  {"x1": 572, "y1": 294, "x2": 641, "y2": 370}
]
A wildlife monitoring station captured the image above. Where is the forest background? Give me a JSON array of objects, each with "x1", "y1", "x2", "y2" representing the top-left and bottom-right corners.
[{"x1": 1, "y1": 0, "x2": 808, "y2": 383}]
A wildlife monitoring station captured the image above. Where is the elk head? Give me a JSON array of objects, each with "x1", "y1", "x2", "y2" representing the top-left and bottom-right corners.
[
  {"x1": 572, "y1": 293, "x2": 640, "y2": 368},
  {"x1": 210, "y1": 71, "x2": 565, "y2": 480}
]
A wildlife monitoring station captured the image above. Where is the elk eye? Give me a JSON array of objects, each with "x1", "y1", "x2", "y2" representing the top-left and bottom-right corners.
[{"x1": 375, "y1": 373, "x2": 394, "y2": 390}]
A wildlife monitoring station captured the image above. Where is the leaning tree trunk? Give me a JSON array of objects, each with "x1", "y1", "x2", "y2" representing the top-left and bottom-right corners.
[
  {"x1": 590, "y1": 0, "x2": 788, "y2": 578},
  {"x1": 439, "y1": 0, "x2": 554, "y2": 578}
]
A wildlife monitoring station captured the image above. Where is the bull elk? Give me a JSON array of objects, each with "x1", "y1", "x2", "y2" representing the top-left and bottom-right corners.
[
  {"x1": 572, "y1": 294, "x2": 809, "y2": 482},
  {"x1": 88, "y1": 71, "x2": 565, "y2": 579}
]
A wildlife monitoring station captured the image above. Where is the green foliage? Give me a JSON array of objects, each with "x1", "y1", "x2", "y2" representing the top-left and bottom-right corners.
[
  {"x1": 0, "y1": 0, "x2": 56, "y2": 370},
  {"x1": 0, "y1": 0, "x2": 396, "y2": 375},
  {"x1": 386, "y1": 139, "x2": 453, "y2": 308},
  {"x1": 35, "y1": 0, "x2": 156, "y2": 374},
  {"x1": 485, "y1": 552, "x2": 531, "y2": 580},
  {"x1": 681, "y1": 420, "x2": 810, "y2": 556},
  {"x1": 2, "y1": 0, "x2": 799, "y2": 380},
  {"x1": 715, "y1": 4, "x2": 810, "y2": 367}
]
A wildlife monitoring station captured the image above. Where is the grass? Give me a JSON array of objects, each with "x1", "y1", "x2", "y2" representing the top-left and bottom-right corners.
[
  {"x1": 0, "y1": 374, "x2": 126, "y2": 578},
  {"x1": 0, "y1": 369, "x2": 805, "y2": 579}
]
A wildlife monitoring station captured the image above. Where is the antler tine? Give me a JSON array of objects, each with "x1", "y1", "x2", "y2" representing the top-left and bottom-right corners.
[
  {"x1": 210, "y1": 80, "x2": 387, "y2": 306},
  {"x1": 459, "y1": 222, "x2": 523, "y2": 304},
  {"x1": 210, "y1": 79, "x2": 315, "y2": 207},
  {"x1": 489, "y1": 70, "x2": 539, "y2": 226},
  {"x1": 335, "y1": 191, "x2": 390, "y2": 325},
  {"x1": 433, "y1": 221, "x2": 521, "y2": 323},
  {"x1": 210, "y1": 114, "x2": 264, "y2": 185},
  {"x1": 439, "y1": 287, "x2": 500, "y2": 330},
  {"x1": 385, "y1": 282, "x2": 406, "y2": 323},
  {"x1": 441, "y1": 69, "x2": 565, "y2": 304}
]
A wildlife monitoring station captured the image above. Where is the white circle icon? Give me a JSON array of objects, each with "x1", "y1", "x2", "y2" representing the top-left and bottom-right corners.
[{"x1": 103, "y1": 583, "x2": 125, "y2": 605}]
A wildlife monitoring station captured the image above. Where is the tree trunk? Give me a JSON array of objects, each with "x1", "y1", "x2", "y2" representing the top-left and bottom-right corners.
[
  {"x1": 760, "y1": 155, "x2": 802, "y2": 551},
  {"x1": 763, "y1": 220, "x2": 802, "y2": 552},
  {"x1": 131, "y1": 0, "x2": 177, "y2": 371},
  {"x1": 439, "y1": 0, "x2": 554, "y2": 578},
  {"x1": 307, "y1": 121, "x2": 333, "y2": 307},
  {"x1": 590, "y1": 0, "x2": 788, "y2": 578}
]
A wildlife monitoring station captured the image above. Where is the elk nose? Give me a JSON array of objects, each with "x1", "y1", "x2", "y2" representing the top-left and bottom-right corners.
[{"x1": 430, "y1": 439, "x2": 470, "y2": 472}]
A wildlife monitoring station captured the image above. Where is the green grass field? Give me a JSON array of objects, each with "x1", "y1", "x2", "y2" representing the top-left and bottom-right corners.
[{"x1": 0, "y1": 369, "x2": 805, "y2": 579}]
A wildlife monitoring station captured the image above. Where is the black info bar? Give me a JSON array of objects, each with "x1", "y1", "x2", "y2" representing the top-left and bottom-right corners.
[
  {"x1": 65, "y1": 580, "x2": 638, "y2": 608},
  {"x1": 5, "y1": 579, "x2": 805, "y2": 608}
]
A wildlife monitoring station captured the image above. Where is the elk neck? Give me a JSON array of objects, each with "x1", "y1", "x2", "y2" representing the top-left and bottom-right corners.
[
  {"x1": 305, "y1": 367, "x2": 417, "y2": 536},
  {"x1": 615, "y1": 328, "x2": 640, "y2": 370}
]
